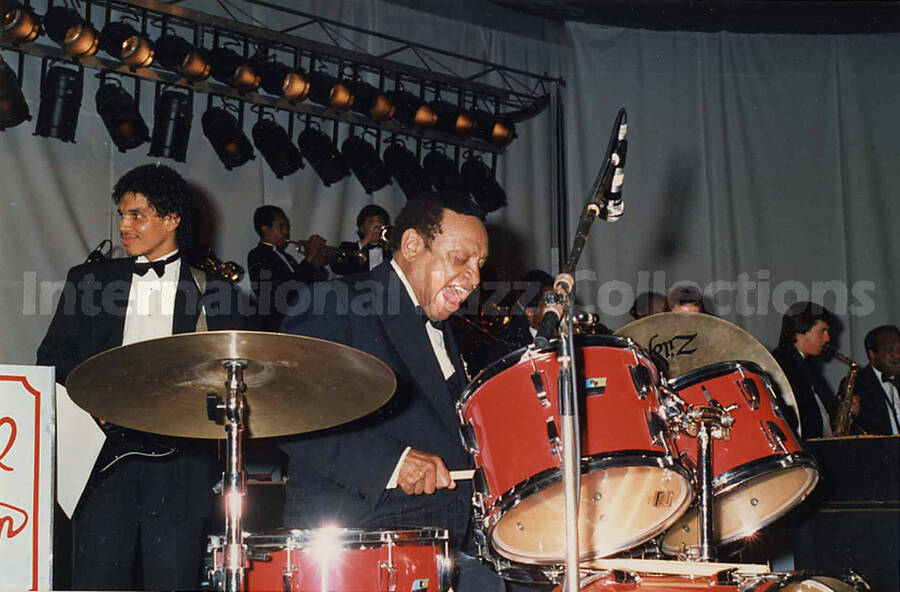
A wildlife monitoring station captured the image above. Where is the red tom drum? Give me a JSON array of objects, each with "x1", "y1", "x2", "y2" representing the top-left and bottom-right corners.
[
  {"x1": 661, "y1": 361, "x2": 819, "y2": 556},
  {"x1": 459, "y1": 335, "x2": 693, "y2": 567},
  {"x1": 209, "y1": 527, "x2": 452, "y2": 592}
]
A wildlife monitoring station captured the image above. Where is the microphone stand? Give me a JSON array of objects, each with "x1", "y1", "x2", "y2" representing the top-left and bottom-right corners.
[{"x1": 533, "y1": 108, "x2": 627, "y2": 591}]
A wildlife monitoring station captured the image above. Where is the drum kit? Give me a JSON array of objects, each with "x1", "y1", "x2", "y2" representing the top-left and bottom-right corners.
[{"x1": 65, "y1": 314, "x2": 869, "y2": 592}]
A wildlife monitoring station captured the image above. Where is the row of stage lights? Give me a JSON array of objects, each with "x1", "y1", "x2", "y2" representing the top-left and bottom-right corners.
[{"x1": 0, "y1": 2, "x2": 511, "y2": 209}]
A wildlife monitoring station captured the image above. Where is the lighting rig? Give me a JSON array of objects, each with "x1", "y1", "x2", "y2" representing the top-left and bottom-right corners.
[{"x1": 1, "y1": 0, "x2": 559, "y2": 210}]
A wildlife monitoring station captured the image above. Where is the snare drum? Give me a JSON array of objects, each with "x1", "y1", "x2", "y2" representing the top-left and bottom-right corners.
[
  {"x1": 208, "y1": 527, "x2": 452, "y2": 592},
  {"x1": 554, "y1": 570, "x2": 868, "y2": 592},
  {"x1": 459, "y1": 335, "x2": 693, "y2": 567},
  {"x1": 661, "y1": 361, "x2": 819, "y2": 555}
]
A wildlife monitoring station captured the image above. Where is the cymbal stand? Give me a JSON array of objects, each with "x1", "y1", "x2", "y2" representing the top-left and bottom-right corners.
[{"x1": 221, "y1": 359, "x2": 248, "y2": 592}]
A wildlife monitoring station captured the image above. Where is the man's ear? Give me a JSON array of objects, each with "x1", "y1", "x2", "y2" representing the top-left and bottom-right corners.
[
  {"x1": 165, "y1": 213, "x2": 181, "y2": 233},
  {"x1": 400, "y1": 228, "x2": 425, "y2": 260}
]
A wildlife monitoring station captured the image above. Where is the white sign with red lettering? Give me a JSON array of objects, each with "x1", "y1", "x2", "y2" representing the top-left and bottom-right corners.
[{"x1": 0, "y1": 365, "x2": 54, "y2": 591}]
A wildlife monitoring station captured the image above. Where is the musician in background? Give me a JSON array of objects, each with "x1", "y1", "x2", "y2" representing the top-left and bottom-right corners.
[
  {"x1": 330, "y1": 204, "x2": 392, "y2": 276},
  {"x1": 629, "y1": 290, "x2": 667, "y2": 320},
  {"x1": 667, "y1": 284, "x2": 706, "y2": 314},
  {"x1": 36, "y1": 164, "x2": 242, "y2": 590},
  {"x1": 771, "y1": 301, "x2": 836, "y2": 439},
  {"x1": 247, "y1": 205, "x2": 328, "y2": 331},
  {"x1": 843, "y1": 325, "x2": 900, "y2": 435}
]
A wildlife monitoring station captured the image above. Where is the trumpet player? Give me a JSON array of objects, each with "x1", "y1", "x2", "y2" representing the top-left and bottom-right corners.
[
  {"x1": 842, "y1": 325, "x2": 900, "y2": 435},
  {"x1": 330, "y1": 204, "x2": 392, "y2": 276},
  {"x1": 248, "y1": 205, "x2": 328, "y2": 331}
]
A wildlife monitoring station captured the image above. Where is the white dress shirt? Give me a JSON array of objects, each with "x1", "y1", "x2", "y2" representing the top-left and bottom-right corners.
[
  {"x1": 385, "y1": 259, "x2": 455, "y2": 489},
  {"x1": 122, "y1": 250, "x2": 180, "y2": 346},
  {"x1": 873, "y1": 367, "x2": 900, "y2": 435}
]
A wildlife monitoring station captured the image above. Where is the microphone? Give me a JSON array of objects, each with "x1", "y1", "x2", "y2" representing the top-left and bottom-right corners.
[
  {"x1": 532, "y1": 273, "x2": 575, "y2": 349},
  {"x1": 84, "y1": 239, "x2": 112, "y2": 264},
  {"x1": 602, "y1": 110, "x2": 627, "y2": 222}
]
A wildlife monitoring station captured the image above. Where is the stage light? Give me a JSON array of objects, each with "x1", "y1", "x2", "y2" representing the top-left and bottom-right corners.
[
  {"x1": 34, "y1": 65, "x2": 82, "y2": 142},
  {"x1": 341, "y1": 135, "x2": 392, "y2": 194},
  {"x1": 202, "y1": 106, "x2": 255, "y2": 170},
  {"x1": 99, "y1": 22, "x2": 154, "y2": 69},
  {"x1": 0, "y1": 56, "x2": 31, "y2": 130},
  {"x1": 473, "y1": 110, "x2": 515, "y2": 147},
  {"x1": 307, "y1": 70, "x2": 353, "y2": 111},
  {"x1": 390, "y1": 89, "x2": 437, "y2": 129},
  {"x1": 95, "y1": 83, "x2": 149, "y2": 152},
  {"x1": 253, "y1": 58, "x2": 309, "y2": 102},
  {"x1": 1, "y1": 2, "x2": 40, "y2": 44},
  {"x1": 423, "y1": 149, "x2": 466, "y2": 193},
  {"x1": 461, "y1": 155, "x2": 506, "y2": 213},
  {"x1": 350, "y1": 80, "x2": 394, "y2": 121},
  {"x1": 383, "y1": 143, "x2": 432, "y2": 200},
  {"x1": 297, "y1": 126, "x2": 350, "y2": 186},
  {"x1": 252, "y1": 118, "x2": 303, "y2": 179},
  {"x1": 43, "y1": 6, "x2": 98, "y2": 58},
  {"x1": 149, "y1": 89, "x2": 192, "y2": 162},
  {"x1": 209, "y1": 46, "x2": 260, "y2": 94},
  {"x1": 432, "y1": 100, "x2": 475, "y2": 137},
  {"x1": 155, "y1": 35, "x2": 210, "y2": 82}
]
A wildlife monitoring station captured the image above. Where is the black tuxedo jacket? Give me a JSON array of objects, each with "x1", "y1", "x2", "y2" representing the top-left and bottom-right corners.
[
  {"x1": 841, "y1": 365, "x2": 897, "y2": 435},
  {"x1": 36, "y1": 256, "x2": 243, "y2": 519},
  {"x1": 772, "y1": 343, "x2": 836, "y2": 439},
  {"x1": 248, "y1": 242, "x2": 327, "y2": 331},
  {"x1": 329, "y1": 240, "x2": 392, "y2": 277},
  {"x1": 279, "y1": 262, "x2": 474, "y2": 547}
]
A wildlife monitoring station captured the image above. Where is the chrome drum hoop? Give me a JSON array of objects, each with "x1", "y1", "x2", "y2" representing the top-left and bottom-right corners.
[{"x1": 711, "y1": 451, "x2": 820, "y2": 498}]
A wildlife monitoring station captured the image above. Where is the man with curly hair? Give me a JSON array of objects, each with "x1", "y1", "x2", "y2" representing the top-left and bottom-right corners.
[{"x1": 37, "y1": 163, "x2": 242, "y2": 590}]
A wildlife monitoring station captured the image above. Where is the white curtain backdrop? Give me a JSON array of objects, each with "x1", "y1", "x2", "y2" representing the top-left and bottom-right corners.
[{"x1": 1, "y1": 0, "x2": 897, "y2": 390}]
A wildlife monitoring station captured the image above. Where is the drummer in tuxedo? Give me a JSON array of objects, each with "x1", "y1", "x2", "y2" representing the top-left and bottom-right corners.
[
  {"x1": 281, "y1": 190, "x2": 520, "y2": 590},
  {"x1": 247, "y1": 205, "x2": 328, "y2": 331},
  {"x1": 842, "y1": 325, "x2": 900, "y2": 435},
  {"x1": 36, "y1": 164, "x2": 243, "y2": 590}
]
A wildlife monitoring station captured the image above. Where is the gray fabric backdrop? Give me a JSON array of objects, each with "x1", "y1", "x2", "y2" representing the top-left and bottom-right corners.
[{"x1": 1, "y1": 0, "x2": 897, "y2": 391}]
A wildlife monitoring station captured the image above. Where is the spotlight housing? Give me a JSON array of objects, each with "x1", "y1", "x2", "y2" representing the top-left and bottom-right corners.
[
  {"x1": 252, "y1": 118, "x2": 303, "y2": 179},
  {"x1": 35, "y1": 66, "x2": 82, "y2": 142},
  {"x1": 473, "y1": 110, "x2": 515, "y2": 147},
  {"x1": 341, "y1": 135, "x2": 392, "y2": 194},
  {"x1": 149, "y1": 90, "x2": 192, "y2": 162},
  {"x1": 209, "y1": 47, "x2": 260, "y2": 94},
  {"x1": 423, "y1": 149, "x2": 467, "y2": 193},
  {"x1": 1, "y1": 2, "x2": 40, "y2": 44},
  {"x1": 461, "y1": 156, "x2": 507, "y2": 213},
  {"x1": 155, "y1": 35, "x2": 210, "y2": 82},
  {"x1": 383, "y1": 143, "x2": 432, "y2": 200},
  {"x1": 350, "y1": 80, "x2": 395, "y2": 121},
  {"x1": 99, "y1": 22, "x2": 154, "y2": 68},
  {"x1": 307, "y1": 71, "x2": 353, "y2": 111},
  {"x1": 254, "y1": 58, "x2": 309, "y2": 102},
  {"x1": 43, "y1": 7, "x2": 98, "y2": 58},
  {"x1": 390, "y1": 90, "x2": 437, "y2": 129},
  {"x1": 95, "y1": 83, "x2": 149, "y2": 151},
  {"x1": 432, "y1": 100, "x2": 475, "y2": 137},
  {"x1": 297, "y1": 127, "x2": 350, "y2": 186},
  {"x1": 202, "y1": 107, "x2": 255, "y2": 170},
  {"x1": 0, "y1": 56, "x2": 31, "y2": 129}
]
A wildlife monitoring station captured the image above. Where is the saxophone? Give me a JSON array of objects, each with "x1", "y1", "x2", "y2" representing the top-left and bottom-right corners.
[{"x1": 828, "y1": 344, "x2": 860, "y2": 436}]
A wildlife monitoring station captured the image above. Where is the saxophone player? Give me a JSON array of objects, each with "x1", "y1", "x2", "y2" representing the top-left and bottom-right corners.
[{"x1": 840, "y1": 325, "x2": 900, "y2": 435}]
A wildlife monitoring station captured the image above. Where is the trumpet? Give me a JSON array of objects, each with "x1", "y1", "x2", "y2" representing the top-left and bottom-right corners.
[
  {"x1": 195, "y1": 252, "x2": 244, "y2": 283},
  {"x1": 287, "y1": 225, "x2": 393, "y2": 267}
]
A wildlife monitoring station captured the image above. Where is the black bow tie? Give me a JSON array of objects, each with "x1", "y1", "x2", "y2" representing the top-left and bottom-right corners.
[
  {"x1": 883, "y1": 373, "x2": 899, "y2": 386},
  {"x1": 415, "y1": 306, "x2": 444, "y2": 331},
  {"x1": 133, "y1": 253, "x2": 180, "y2": 277}
]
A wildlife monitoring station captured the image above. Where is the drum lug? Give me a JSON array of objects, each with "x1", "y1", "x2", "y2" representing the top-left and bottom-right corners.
[
  {"x1": 761, "y1": 420, "x2": 790, "y2": 453},
  {"x1": 436, "y1": 553, "x2": 456, "y2": 592},
  {"x1": 378, "y1": 560, "x2": 398, "y2": 592},
  {"x1": 644, "y1": 410, "x2": 667, "y2": 448},
  {"x1": 545, "y1": 418, "x2": 563, "y2": 460},
  {"x1": 630, "y1": 364, "x2": 653, "y2": 399},
  {"x1": 737, "y1": 376, "x2": 760, "y2": 410},
  {"x1": 530, "y1": 370, "x2": 551, "y2": 408},
  {"x1": 473, "y1": 466, "x2": 492, "y2": 502},
  {"x1": 715, "y1": 567, "x2": 739, "y2": 586},
  {"x1": 460, "y1": 420, "x2": 479, "y2": 456}
]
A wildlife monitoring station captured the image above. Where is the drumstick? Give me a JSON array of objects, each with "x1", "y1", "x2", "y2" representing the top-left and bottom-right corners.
[{"x1": 450, "y1": 469, "x2": 475, "y2": 481}]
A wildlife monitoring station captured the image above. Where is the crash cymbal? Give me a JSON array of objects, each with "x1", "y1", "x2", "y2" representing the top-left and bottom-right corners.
[
  {"x1": 614, "y1": 312, "x2": 798, "y2": 421},
  {"x1": 66, "y1": 331, "x2": 397, "y2": 439}
]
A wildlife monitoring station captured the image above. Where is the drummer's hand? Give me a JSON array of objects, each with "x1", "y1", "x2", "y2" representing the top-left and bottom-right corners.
[{"x1": 397, "y1": 449, "x2": 456, "y2": 495}]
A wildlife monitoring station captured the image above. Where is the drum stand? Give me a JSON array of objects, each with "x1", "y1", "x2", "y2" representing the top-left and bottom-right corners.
[
  {"x1": 208, "y1": 359, "x2": 249, "y2": 592},
  {"x1": 683, "y1": 401, "x2": 735, "y2": 562}
]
